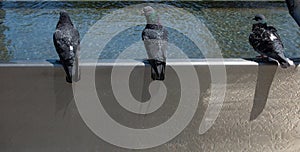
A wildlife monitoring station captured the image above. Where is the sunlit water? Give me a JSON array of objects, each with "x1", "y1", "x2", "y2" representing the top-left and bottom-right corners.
[{"x1": 0, "y1": 1, "x2": 299, "y2": 62}]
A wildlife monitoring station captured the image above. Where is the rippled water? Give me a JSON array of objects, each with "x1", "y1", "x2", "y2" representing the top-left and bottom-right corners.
[{"x1": 0, "y1": 1, "x2": 299, "y2": 62}]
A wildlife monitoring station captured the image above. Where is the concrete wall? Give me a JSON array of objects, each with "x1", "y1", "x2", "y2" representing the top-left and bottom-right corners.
[{"x1": 0, "y1": 59, "x2": 299, "y2": 152}]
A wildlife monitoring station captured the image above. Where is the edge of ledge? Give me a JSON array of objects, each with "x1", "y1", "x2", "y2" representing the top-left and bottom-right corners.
[{"x1": 0, "y1": 58, "x2": 269, "y2": 67}]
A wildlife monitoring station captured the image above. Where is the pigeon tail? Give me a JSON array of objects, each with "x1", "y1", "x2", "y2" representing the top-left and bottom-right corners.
[
  {"x1": 66, "y1": 76, "x2": 72, "y2": 83},
  {"x1": 277, "y1": 57, "x2": 292, "y2": 68},
  {"x1": 148, "y1": 59, "x2": 166, "y2": 81},
  {"x1": 62, "y1": 63, "x2": 80, "y2": 83},
  {"x1": 63, "y1": 65, "x2": 73, "y2": 83},
  {"x1": 279, "y1": 58, "x2": 295, "y2": 68},
  {"x1": 279, "y1": 62, "x2": 290, "y2": 68}
]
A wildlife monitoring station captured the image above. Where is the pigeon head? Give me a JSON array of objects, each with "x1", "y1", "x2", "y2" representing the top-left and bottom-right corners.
[
  {"x1": 253, "y1": 14, "x2": 266, "y2": 24},
  {"x1": 142, "y1": 6, "x2": 160, "y2": 25},
  {"x1": 57, "y1": 11, "x2": 73, "y2": 28}
]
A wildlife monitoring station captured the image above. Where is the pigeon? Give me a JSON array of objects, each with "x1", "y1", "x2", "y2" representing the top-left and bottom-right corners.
[
  {"x1": 53, "y1": 11, "x2": 80, "y2": 83},
  {"x1": 286, "y1": 0, "x2": 300, "y2": 27},
  {"x1": 142, "y1": 6, "x2": 168, "y2": 81},
  {"x1": 249, "y1": 14, "x2": 293, "y2": 68}
]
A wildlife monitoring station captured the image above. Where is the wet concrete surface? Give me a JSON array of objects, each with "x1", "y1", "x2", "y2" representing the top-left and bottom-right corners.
[{"x1": 0, "y1": 59, "x2": 299, "y2": 151}]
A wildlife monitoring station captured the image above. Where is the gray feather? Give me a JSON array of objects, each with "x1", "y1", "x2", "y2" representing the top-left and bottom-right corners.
[
  {"x1": 53, "y1": 11, "x2": 80, "y2": 83},
  {"x1": 249, "y1": 22, "x2": 292, "y2": 68}
]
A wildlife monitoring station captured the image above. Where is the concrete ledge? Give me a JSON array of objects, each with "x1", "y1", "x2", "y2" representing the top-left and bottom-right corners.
[
  {"x1": 3, "y1": 0, "x2": 286, "y2": 1},
  {"x1": 0, "y1": 58, "x2": 265, "y2": 66},
  {"x1": 0, "y1": 59, "x2": 299, "y2": 151}
]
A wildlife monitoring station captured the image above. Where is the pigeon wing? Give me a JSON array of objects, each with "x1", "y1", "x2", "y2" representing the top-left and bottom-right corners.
[
  {"x1": 262, "y1": 28, "x2": 290, "y2": 65},
  {"x1": 263, "y1": 26, "x2": 284, "y2": 54},
  {"x1": 53, "y1": 27, "x2": 79, "y2": 62},
  {"x1": 142, "y1": 27, "x2": 168, "y2": 61},
  {"x1": 249, "y1": 31, "x2": 264, "y2": 54},
  {"x1": 53, "y1": 30, "x2": 74, "y2": 62},
  {"x1": 267, "y1": 26, "x2": 284, "y2": 48}
]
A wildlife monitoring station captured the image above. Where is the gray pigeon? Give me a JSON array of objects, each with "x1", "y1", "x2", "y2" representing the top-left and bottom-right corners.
[
  {"x1": 249, "y1": 14, "x2": 293, "y2": 68},
  {"x1": 286, "y1": 0, "x2": 300, "y2": 27},
  {"x1": 53, "y1": 11, "x2": 80, "y2": 83},
  {"x1": 142, "y1": 6, "x2": 168, "y2": 81}
]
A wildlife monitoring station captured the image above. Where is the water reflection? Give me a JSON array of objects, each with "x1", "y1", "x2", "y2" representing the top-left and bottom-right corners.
[
  {"x1": 0, "y1": 3, "x2": 11, "y2": 62},
  {"x1": 0, "y1": 1, "x2": 299, "y2": 62},
  {"x1": 100, "y1": 26, "x2": 203, "y2": 59}
]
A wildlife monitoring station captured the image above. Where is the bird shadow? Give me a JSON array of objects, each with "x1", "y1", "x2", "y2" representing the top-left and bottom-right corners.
[
  {"x1": 130, "y1": 59, "x2": 171, "y2": 116},
  {"x1": 47, "y1": 59, "x2": 74, "y2": 118},
  {"x1": 53, "y1": 80, "x2": 74, "y2": 118},
  {"x1": 243, "y1": 58, "x2": 278, "y2": 121},
  {"x1": 130, "y1": 60, "x2": 152, "y2": 103},
  {"x1": 46, "y1": 59, "x2": 60, "y2": 65},
  {"x1": 131, "y1": 59, "x2": 155, "y2": 115}
]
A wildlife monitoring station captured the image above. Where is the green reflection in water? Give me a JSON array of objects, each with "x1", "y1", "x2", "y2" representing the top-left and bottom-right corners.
[{"x1": 0, "y1": 3, "x2": 12, "y2": 62}]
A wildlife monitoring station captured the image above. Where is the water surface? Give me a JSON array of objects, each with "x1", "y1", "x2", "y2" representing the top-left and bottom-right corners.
[{"x1": 0, "y1": 1, "x2": 299, "y2": 62}]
